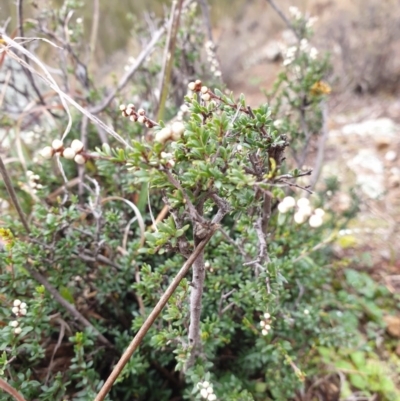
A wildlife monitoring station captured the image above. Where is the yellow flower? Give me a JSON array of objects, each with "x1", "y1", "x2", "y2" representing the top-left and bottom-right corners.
[
  {"x1": 0, "y1": 228, "x2": 14, "y2": 250},
  {"x1": 310, "y1": 81, "x2": 331, "y2": 96}
]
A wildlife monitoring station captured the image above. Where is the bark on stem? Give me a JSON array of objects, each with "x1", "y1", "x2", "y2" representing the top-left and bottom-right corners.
[{"x1": 186, "y1": 232, "x2": 206, "y2": 368}]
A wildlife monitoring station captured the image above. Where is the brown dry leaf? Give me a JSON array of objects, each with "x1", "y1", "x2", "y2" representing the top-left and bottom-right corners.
[{"x1": 384, "y1": 315, "x2": 400, "y2": 338}]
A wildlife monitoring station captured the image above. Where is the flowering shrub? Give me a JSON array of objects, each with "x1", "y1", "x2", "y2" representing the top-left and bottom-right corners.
[{"x1": 1, "y1": 2, "x2": 398, "y2": 401}]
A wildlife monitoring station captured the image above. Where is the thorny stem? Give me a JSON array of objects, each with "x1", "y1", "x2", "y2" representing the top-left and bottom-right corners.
[{"x1": 94, "y1": 226, "x2": 218, "y2": 401}]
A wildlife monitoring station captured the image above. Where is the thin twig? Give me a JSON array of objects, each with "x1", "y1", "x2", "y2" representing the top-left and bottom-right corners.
[
  {"x1": 25, "y1": 263, "x2": 112, "y2": 347},
  {"x1": 1, "y1": 38, "x2": 132, "y2": 149},
  {"x1": 0, "y1": 378, "x2": 28, "y2": 401},
  {"x1": 93, "y1": 225, "x2": 218, "y2": 401},
  {"x1": 90, "y1": 26, "x2": 166, "y2": 114},
  {"x1": 264, "y1": 0, "x2": 299, "y2": 38},
  {"x1": 0, "y1": 155, "x2": 30, "y2": 233}
]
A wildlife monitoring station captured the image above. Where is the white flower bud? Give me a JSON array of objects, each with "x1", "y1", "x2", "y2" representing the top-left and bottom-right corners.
[
  {"x1": 40, "y1": 146, "x2": 54, "y2": 159},
  {"x1": 304, "y1": 309, "x2": 310, "y2": 315},
  {"x1": 51, "y1": 139, "x2": 64, "y2": 150},
  {"x1": 155, "y1": 127, "x2": 172, "y2": 144},
  {"x1": 201, "y1": 93, "x2": 211, "y2": 102},
  {"x1": 298, "y1": 205, "x2": 312, "y2": 216},
  {"x1": 13, "y1": 300, "x2": 21, "y2": 307},
  {"x1": 200, "y1": 388, "x2": 209, "y2": 398},
  {"x1": 160, "y1": 152, "x2": 172, "y2": 159},
  {"x1": 10, "y1": 320, "x2": 19, "y2": 327},
  {"x1": 260, "y1": 320, "x2": 266, "y2": 327},
  {"x1": 188, "y1": 81, "x2": 196, "y2": 91},
  {"x1": 71, "y1": 139, "x2": 84, "y2": 153},
  {"x1": 20, "y1": 302, "x2": 27, "y2": 309},
  {"x1": 14, "y1": 327, "x2": 22, "y2": 334},
  {"x1": 202, "y1": 381, "x2": 210, "y2": 388},
  {"x1": 282, "y1": 196, "x2": 296, "y2": 208},
  {"x1": 19, "y1": 309, "x2": 27, "y2": 316},
  {"x1": 261, "y1": 329, "x2": 269, "y2": 336},
  {"x1": 294, "y1": 212, "x2": 307, "y2": 224},
  {"x1": 264, "y1": 312, "x2": 271, "y2": 319},
  {"x1": 278, "y1": 202, "x2": 289, "y2": 214},
  {"x1": 195, "y1": 79, "x2": 202, "y2": 85},
  {"x1": 119, "y1": 104, "x2": 126, "y2": 111},
  {"x1": 207, "y1": 387, "x2": 214, "y2": 394},
  {"x1": 137, "y1": 116, "x2": 146, "y2": 124},
  {"x1": 309, "y1": 214, "x2": 323, "y2": 228},
  {"x1": 265, "y1": 324, "x2": 271, "y2": 330},
  {"x1": 201, "y1": 86, "x2": 208, "y2": 94},
  {"x1": 208, "y1": 394, "x2": 217, "y2": 401},
  {"x1": 12, "y1": 307, "x2": 19, "y2": 315},
  {"x1": 137, "y1": 108, "x2": 145, "y2": 115},
  {"x1": 63, "y1": 147, "x2": 76, "y2": 159},
  {"x1": 167, "y1": 159, "x2": 175, "y2": 168},
  {"x1": 74, "y1": 154, "x2": 86, "y2": 165},
  {"x1": 297, "y1": 198, "x2": 310, "y2": 208},
  {"x1": 314, "y1": 208, "x2": 325, "y2": 217},
  {"x1": 171, "y1": 121, "x2": 185, "y2": 140}
]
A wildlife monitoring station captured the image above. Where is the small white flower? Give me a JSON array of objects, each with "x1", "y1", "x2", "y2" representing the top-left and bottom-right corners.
[
  {"x1": 171, "y1": 121, "x2": 185, "y2": 140},
  {"x1": 202, "y1": 381, "x2": 210, "y2": 389},
  {"x1": 40, "y1": 146, "x2": 54, "y2": 160},
  {"x1": 314, "y1": 208, "x2": 325, "y2": 217},
  {"x1": 298, "y1": 205, "x2": 312, "y2": 216},
  {"x1": 155, "y1": 127, "x2": 172, "y2": 144},
  {"x1": 297, "y1": 198, "x2": 310, "y2": 208},
  {"x1": 300, "y1": 39, "x2": 309, "y2": 52},
  {"x1": 201, "y1": 86, "x2": 208, "y2": 94},
  {"x1": 294, "y1": 212, "x2": 307, "y2": 224},
  {"x1": 261, "y1": 329, "x2": 269, "y2": 336},
  {"x1": 265, "y1": 324, "x2": 271, "y2": 330},
  {"x1": 74, "y1": 154, "x2": 86, "y2": 165},
  {"x1": 14, "y1": 327, "x2": 22, "y2": 335},
  {"x1": 20, "y1": 302, "x2": 27, "y2": 309},
  {"x1": 76, "y1": 17, "x2": 83, "y2": 24},
  {"x1": 310, "y1": 47, "x2": 318, "y2": 59},
  {"x1": 309, "y1": 214, "x2": 323, "y2": 228},
  {"x1": 260, "y1": 321, "x2": 266, "y2": 327},
  {"x1": 11, "y1": 307, "x2": 19, "y2": 315},
  {"x1": 13, "y1": 300, "x2": 21, "y2": 307},
  {"x1": 304, "y1": 309, "x2": 310, "y2": 315},
  {"x1": 207, "y1": 394, "x2": 217, "y2": 401},
  {"x1": 200, "y1": 388, "x2": 209, "y2": 398},
  {"x1": 19, "y1": 309, "x2": 27, "y2": 316},
  {"x1": 63, "y1": 148, "x2": 76, "y2": 159},
  {"x1": 282, "y1": 196, "x2": 296, "y2": 208},
  {"x1": 10, "y1": 320, "x2": 19, "y2": 327},
  {"x1": 201, "y1": 93, "x2": 211, "y2": 102},
  {"x1": 207, "y1": 386, "x2": 214, "y2": 394},
  {"x1": 278, "y1": 202, "x2": 290, "y2": 214},
  {"x1": 188, "y1": 82, "x2": 196, "y2": 91},
  {"x1": 264, "y1": 312, "x2": 271, "y2": 320},
  {"x1": 137, "y1": 116, "x2": 146, "y2": 124},
  {"x1": 273, "y1": 119, "x2": 283, "y2": 128},
  {"x1": 71, "y1": 139, "x2": 84, "y2": 153},
  {"x1": 52, "y1": 139, "x2": 63, "y2": 150}
]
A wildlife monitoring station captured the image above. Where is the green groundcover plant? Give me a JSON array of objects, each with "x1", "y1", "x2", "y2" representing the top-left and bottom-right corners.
[{"x1": 1, "y1": 2, "x2": 399, "y2": 401}]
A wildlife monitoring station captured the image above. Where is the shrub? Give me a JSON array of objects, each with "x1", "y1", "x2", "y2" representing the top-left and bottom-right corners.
[{"x1": 2, "y1": 3, "x2": 397, "y2": 401}]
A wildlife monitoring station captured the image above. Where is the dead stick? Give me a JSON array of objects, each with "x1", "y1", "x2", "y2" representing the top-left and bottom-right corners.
[{"x1": 93, "y1": 225, "x2": 218, "y2": 401}]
